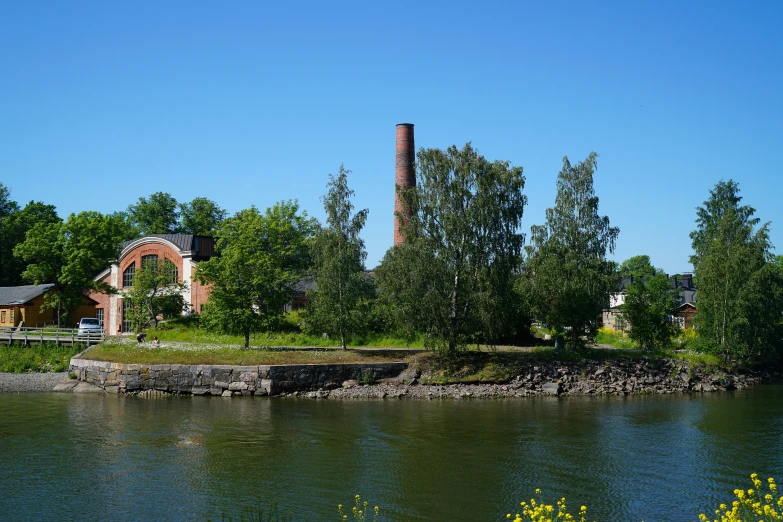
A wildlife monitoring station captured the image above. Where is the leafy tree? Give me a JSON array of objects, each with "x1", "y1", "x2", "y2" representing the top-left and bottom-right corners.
[
  {"x1": 524, "y1": 153, "x2": 619, "y2": 348},
  {"x1": 375, "y1": 143, "x2": 527, "y2": 354},
  {"x1": 622, "y1": 272, "x2": 681, "y2": 349},
  {"x1": 305, "y1": 166, "x2": 373, "y2": 349},
  {"x1": 197, "y1": 201, "x2": 313, "y2": 348},
  {"x1": 179, "y1": 197, "x2": 227, "y2": 236},
  {"x1": 690, "y1": 180, "x2": 783, "y2": 362},
  {"x1": 618, "y1": 255, "x2": 662, "y2": 279},
  {"x1": 14, "y1": 211, "x2": 129, "y2": 326},
  {"x1": 1, "y1": 200, "x2": 60, "y2": 286},
  {"x1": 127, "y1": 192, "x2": 180, "y2": 235},
  {"x1": 123, "y1": 259, "x2": 188, "y2": 332},
  {"x1": 0, "y1": 183, "x2": 17, "y2": 218}
]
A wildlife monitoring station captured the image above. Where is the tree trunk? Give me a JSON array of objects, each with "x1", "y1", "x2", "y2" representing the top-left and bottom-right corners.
[{"x1": 244, "y1": 327, "x2": 250, "y2": 349}]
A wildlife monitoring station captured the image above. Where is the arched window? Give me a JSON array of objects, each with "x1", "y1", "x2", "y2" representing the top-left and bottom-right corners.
[
  {"x1": 123, "y1": 263, "x2": 136, "y2": 287},
  {"x1": 164, "y1": 260, "x2": 178, "y2": 284},
  {"x1": 141, "y1": 254, "x2": 159, "y2": 269}
]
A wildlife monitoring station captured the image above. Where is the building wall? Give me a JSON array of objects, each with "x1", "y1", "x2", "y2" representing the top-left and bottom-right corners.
[
  {"x1": 91, "y1": 272, "x2": 114, "y2": 336},
  {"x1": 190, "y1": 265, "x2": 211, "y2": 314},
  {"x1": 119, "y1": 243, "x2": 183, "y2": 289},
  {"x1": 20, "y1": 295, "x2": 56, "y2": 327},
  {"x1": 0, "y1": 306, "x2": 18, "y2": 327}
]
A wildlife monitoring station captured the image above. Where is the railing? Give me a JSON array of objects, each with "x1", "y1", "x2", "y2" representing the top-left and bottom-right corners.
[{"x1": 0, "y1": 327, "x2": 105, "y2": 345}]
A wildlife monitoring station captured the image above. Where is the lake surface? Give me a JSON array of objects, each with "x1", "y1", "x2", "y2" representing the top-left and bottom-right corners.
[{"x1": 1, "y1": 386, "x2": 783, "y2": 521}]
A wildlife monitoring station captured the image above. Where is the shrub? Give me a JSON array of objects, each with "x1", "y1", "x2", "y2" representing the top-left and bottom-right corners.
[
  {"x1": 338, "y1": 495, "x2": 379, "y2": 522},
  {"x1": 506, "y1": 489, "x2": 589, "y2": 522},
  {"x1": 699, "y1": 474, "x2": 782, "y2": 522}
]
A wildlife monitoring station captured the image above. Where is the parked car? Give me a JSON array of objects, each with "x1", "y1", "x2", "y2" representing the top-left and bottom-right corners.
[{"x1": 78, "y1": 318, "x2": 102, "y2": 338}]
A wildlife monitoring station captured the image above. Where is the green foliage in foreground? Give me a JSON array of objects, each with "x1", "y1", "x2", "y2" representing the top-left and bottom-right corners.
[{"x1": 0, "y1": 342, "x2": 83, "y2": 373}]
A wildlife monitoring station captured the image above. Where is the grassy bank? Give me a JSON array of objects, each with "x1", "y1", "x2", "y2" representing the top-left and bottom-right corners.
[
  {"x1": 79, "y1": 338, "x2": 725, "y2": 385},
  {"x1": 147, "y1": 315, "x2": 426, "y2": 349},
  {"x1": 82, "y1": 338, "x2": 417, "y2": 366},
  {"x1": 0, "y1": 342, "x2": 84, "y2": 373}
]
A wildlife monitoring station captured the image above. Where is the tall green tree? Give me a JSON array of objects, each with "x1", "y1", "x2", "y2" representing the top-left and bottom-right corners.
[
  {"x1": 14, "y1": 211, "x2": 129, "y2": 326},
  {"x1": 690, "y1": 180, "x2": 783, "y2": 362},
  {"x1": 305, "y1": 166, "x2": 373, "y2": 349},
  {"x1": 618, "y1": 255, "x2": 662, "y2": 279},
  {"x1": 197, "y1": 201, "x2": 313, "y2": 348},
  {"x1": 376, "y1": 143, "x2": 527, "y2": 354},
  {"x1": 123, "y1": 259, "x2": 188, "y2": 332},
  {"x1": 524, "y1": 153, "x2": 619, "y2": 347},
  {"x1": 179, "y1": 197, "x2": 227, "y2": 236},
  {"x1": 622, "y1": 272, "x2": 681, "y2": 349},
  {"x1": 1, "y1": 200, "x2": 60, "y2": 286},
  {"x1": 127, "y1": 192, "x2": 180, "y2": 235}
]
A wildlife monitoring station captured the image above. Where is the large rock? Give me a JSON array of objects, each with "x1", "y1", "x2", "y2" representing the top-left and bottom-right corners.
[{"x1": 540, "y1": 382, "x2": 562, "y2": 396}]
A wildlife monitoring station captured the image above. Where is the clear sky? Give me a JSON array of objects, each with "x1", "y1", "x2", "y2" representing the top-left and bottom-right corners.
[{"x1": 2, "y1": 1, "x2": 781, "y2": 274}]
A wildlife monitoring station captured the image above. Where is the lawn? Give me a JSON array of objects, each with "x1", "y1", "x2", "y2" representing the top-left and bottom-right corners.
[{"x1": 81, "y1": 338, "x2": 418, "y2": 366}]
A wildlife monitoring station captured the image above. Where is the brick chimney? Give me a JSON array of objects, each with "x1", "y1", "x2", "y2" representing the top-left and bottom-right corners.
[{"x1": 394, "y1": 123, "x2": 415, "y2": 246}]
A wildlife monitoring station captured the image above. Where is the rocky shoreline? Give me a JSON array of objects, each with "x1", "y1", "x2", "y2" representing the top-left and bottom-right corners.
[
  {"x1": 3, "y1": 358, "x2": 779, "y2": 398},
  {"x1": 288, "y1": 358, "x2": 776, "y2": 399}
]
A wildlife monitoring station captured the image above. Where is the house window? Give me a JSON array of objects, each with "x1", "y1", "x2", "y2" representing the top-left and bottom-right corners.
[
  {"x1": 96, "y1": 308, "x2": 104, "y2": 328},
  {"x1": 141, "y1": 254, "x2": 159, "y2": 269},
  {"x1": 1, "y1": 311, "x2": 5, "y2": 323},
  {"x1": 164, "y1": 260, "x2": 178, "y2": 283},
  {"x1": 9, "y1": 309, "x2": 13, "y2": 325},
  {"x1": 123, "y1": 263, "x2": 136, "y2": 288},
  {"x1": 122, "y1": 299, "x2": 133, "y2": 333}
]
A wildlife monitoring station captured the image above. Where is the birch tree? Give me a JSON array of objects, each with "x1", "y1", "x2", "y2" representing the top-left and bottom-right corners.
[
  {"x1": 524, "y1": 153, "x2": 619, "y2": 347},
  {"x1": 690, "y1": 180, "x2": 783, "y2": 362},
  {"x1": 305, "y1": 166, "x2": 373, "y2": 349},
  {"x1": 376, "y1": 143, "x2": 527, "y2": 354}
]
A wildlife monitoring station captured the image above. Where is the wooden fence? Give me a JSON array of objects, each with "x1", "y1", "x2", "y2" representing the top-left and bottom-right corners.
[{"x1": 0, "y1": 327, "x2": 104, "y2": 346}]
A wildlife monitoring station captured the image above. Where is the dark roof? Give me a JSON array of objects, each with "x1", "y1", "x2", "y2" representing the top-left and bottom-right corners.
[
  {"x1": 0, "y1": 284, "x2": 55, "y2": 306},
  {"x1": 121, "y1": 234, "x2": 195, "y2": 252},
  {"x1": 119, "y1": 234, "x2": 216, "y2": 259}
]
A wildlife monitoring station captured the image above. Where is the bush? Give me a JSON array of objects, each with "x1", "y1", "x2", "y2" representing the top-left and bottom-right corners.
[{"x1": 699, "y1": 474, "x2": 782, "y2": 522}]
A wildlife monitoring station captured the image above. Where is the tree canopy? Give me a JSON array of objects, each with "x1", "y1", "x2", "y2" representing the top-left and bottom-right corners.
[
  {"x1": 14, "y1": 211, "x2": 130, "y2": 326},
  {"x1": 618, "y1": 255, "x2": 661, "y2": 279},
  {"x1": 127, "y1": 192, "x2": 180, "y2": 235},
  {"x1": 622, "y1": 271, "x2": 681, "y2": 349},
  {"x1": 0, "y1": 198, "x2": 60, "y2": 286},
  {"x1": 690, "y1": 180, "x2": 783, "y2": 362},
  {"x1": 376, "y1": 143, "x2": 527, "y2": 354},
  {"x1": 197, "y1": 201, "x2": 313, "y2": 348},
  {"x1": 524, "y1": 153, "x2": 619, "y2": 347},
  {"x1": 179, "y1": 197, "x2": 227, "y2": 236},
  {"x1": 305, "y1": 165, "x2": 373, "y2": 349}
]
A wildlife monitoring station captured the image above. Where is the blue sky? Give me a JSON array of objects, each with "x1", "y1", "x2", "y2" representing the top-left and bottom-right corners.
[{"x1": 2, "y1": 1, "x2": 781, "y2": 274}]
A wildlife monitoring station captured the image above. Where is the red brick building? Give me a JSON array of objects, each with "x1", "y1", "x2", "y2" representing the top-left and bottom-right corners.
[{"x1": 90, "y1": 234, "x2": 215, "y2": 336}]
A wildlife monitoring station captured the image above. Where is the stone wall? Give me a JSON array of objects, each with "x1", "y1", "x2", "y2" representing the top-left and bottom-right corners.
[{"x1": 68, "y1": 358, "x2": 407, "y2": 396}]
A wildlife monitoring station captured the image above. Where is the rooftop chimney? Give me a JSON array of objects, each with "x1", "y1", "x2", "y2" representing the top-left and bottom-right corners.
[{"x1": 394, "y1": 123, "x2": 415, "y2": 246}]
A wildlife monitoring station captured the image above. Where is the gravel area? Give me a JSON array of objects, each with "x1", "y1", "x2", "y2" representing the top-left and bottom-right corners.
[{"x1": 0, "y1": 372, "x2": 68, "y2": 393}]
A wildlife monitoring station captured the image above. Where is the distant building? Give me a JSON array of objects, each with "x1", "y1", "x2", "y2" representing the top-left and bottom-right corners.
[
  {"x1": 601, "y1": 274, "x2": 697, "y2": 332},
  {"x1": 0, "y1": 284, "x2": 98, "y2": 328},
  {"x1": 89, "y1": 234, "x2": 216, "y2": 336}
]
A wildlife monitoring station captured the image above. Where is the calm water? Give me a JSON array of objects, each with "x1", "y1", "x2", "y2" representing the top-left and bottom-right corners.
[{"x1": 1, "y1": 387, "x2": 783, "y2": 521}]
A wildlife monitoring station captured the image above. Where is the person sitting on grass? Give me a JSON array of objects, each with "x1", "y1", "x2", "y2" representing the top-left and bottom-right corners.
[
  {"x1": 153, "y1": 336, "x2": 159, "y2": 345},
  {"x1": 136, "y1": 332, "x2": 146, "y2": 344}
]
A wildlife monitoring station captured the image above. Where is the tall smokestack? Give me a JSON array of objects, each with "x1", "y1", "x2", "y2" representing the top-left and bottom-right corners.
[{"x1": 394, "y1": 123, "x2": 415, "y2": 246}]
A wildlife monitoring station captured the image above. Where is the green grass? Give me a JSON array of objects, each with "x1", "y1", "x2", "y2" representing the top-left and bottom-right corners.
[
  {"x1": 147, "y1": 315, "x2": 425, "y2": 349},
  {"x1": 82, "y1": 338, "x2": 415, "y2": 366},
  {"x1": 595, "y1": 328, "x2": 638, "y2": 349},
  {"x1": 0, "y1": 342, "x2": 84, "y2": 373}
]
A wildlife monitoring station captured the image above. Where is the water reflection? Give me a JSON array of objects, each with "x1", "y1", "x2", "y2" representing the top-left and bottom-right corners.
[{"x1": 1, "y1": 387, "x2": 782, "y2": 521}]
